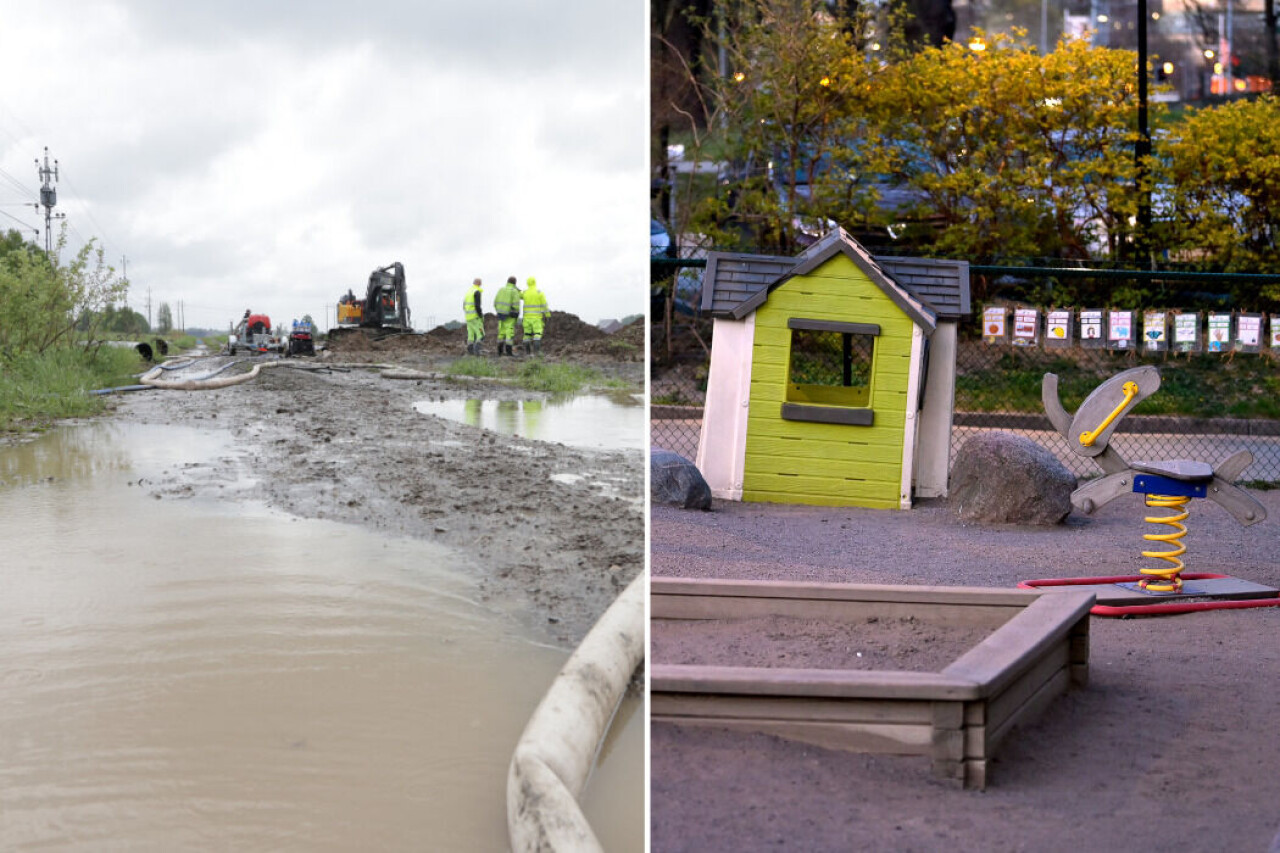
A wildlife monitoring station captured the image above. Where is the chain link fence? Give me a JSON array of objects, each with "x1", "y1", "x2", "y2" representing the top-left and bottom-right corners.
[{"x1": 651, "y1": 310, "x2": 1280, "y2": 485}]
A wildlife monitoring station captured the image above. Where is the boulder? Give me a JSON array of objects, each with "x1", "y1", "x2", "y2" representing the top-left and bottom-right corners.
[
  {"x1": 949, "y1": 431, "x2": 1076, "y2": 525},
  {"x1": 651, "y1": 448, "x2": 712, "y2": 510}
]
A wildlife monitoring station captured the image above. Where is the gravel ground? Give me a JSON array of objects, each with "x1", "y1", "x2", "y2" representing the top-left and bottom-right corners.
[
  {"x1": 104, "y1": 346, "x2": 644, "y2": 648},
  {"x1": 651, "y1": 492, "x2": 1280, "y2": 852}
]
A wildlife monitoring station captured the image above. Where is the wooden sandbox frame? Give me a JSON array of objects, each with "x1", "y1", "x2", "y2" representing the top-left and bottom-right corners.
[{"x1": 651, "y1": 578, "x2": 1095, "y2": 790}]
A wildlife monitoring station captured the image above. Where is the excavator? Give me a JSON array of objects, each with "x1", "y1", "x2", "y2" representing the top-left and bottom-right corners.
[{"x1": 333, "y1": 263, "x2": 411, "y2": 342}]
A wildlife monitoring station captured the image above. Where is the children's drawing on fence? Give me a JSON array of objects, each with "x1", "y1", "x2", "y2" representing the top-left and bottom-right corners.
[
  {"x1": 1045, "y1": 309, "x2": 1072, "y2": 347},
  {"x1": 1208, "y1": 313, "x2": 1232, "y2": 352},
  {"x1": 1012, "y1": 307, "x2": 1039, "y2": 346},
  {"x1": 1174, "y1": 312, "x2": 1200, "y2": 352},
  {"x1": 982, "y1": 305, "x2": 1007, "y2": 344},
  {"x1": 1108, "y1": 310, "x2": 1133, "y2": 350},
  {"x1": 1143, "y1": 310, "x2": 1167, "y2": 351},
  {"x1": 1236, "y1": 314, "x2": 1262, "y2": 351},
  {"x1": 1080, "y1": 309, "x2": 1104, "y2": 347}
]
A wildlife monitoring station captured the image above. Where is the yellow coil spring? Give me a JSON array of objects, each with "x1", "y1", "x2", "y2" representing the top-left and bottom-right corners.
[{"x1": 1138, "y1": 493, "x2": 1190, "y2": 592}]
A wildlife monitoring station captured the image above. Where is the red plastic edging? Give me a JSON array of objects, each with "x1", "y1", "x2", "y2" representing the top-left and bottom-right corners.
[{"x1": 1018, "y1": 573, "x2": 1280, "y2": 617}]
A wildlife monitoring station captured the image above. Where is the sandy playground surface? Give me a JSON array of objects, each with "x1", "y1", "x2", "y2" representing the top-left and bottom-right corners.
[{"x1": 650, "y1": 491, "x2": 1280, "y2": 852}]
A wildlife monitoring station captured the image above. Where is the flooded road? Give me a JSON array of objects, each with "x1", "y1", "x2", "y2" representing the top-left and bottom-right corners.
[
  {"x1": 0, "y1": 422, "x2": 642, "y2": 850},
  {"x1": 414, "y1": 393, "x2": 646, "y2": 451}
]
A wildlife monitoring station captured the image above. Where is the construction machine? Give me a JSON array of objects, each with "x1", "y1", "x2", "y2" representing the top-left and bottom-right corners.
[
  {"x1": 227, "y1": 311, "x2": 282, "y2": 354},
  {"x1": 332, "y1": 263, "x2": 412, "y2": 342}
]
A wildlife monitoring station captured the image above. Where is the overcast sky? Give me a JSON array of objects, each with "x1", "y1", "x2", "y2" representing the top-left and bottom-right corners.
[{"x1": 0, "y1": 1, "x2": 647, "y2": 332}]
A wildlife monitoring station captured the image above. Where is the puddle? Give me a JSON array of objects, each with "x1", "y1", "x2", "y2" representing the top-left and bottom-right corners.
[
  {"x1": 0, "y1": 422, "x2": 642, "y2": 850},
  {"x1": 414, "y1": 394, "x2": 645, "y2": 451}
]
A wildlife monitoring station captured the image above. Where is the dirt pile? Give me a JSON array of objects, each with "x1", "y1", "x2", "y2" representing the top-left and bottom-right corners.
[{"x1": 325, "y1": 310, "x2": 634, "y2": 361}]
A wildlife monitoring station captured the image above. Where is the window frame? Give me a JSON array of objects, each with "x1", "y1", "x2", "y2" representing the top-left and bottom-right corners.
[{"x1": 781, "y1": 318, "x2": 879, "y2": 426}]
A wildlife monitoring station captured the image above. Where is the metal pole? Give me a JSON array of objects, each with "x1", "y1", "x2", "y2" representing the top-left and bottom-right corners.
[{"x1": 1136, "y1": 0, "x2": 1152, "y2": 263}]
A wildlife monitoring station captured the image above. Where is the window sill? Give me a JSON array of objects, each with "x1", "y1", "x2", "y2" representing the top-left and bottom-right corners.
[{"x1": 780, "y1": 403, "x2": 874, "y2": 426}]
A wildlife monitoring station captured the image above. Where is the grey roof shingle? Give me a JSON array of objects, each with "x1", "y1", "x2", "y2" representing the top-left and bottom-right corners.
[{"x1": 701, "y1": 230, "x2": 970, "y2": 324}]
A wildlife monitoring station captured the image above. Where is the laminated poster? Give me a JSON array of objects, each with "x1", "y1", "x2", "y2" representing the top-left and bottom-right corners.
[
  {"x1": 1271, "y1": 315, "x2": 1280, "y2": 348},
  {"x1": 983, "y1": 306, "x2": 1006, "y2": 343},
  {"x1": 1012, "y1": 307, "x2": 1038, "y2": 345},
  {"x1": 1142, "y1": 311, "x2": 1166, "y2": 349},
  {"x1": 1108, "y1": 310, "x2": 1133, "y2": 349},
  {"x1": 1236, "y1": 314, "x2": 1262, "y2": 349},
  {"x1": 1208, "y1": 313, "x2": 1232, "y2": 352},
  {"x1": 1174, "y1": 313, "x2": 1199, "y2": 345},
  {"x1": 1045, "y1": 310, "x2": 1072, "y2": 346},
  {"x1": 1080, "y1": 310, "x2": 1104, "y2": 345}
]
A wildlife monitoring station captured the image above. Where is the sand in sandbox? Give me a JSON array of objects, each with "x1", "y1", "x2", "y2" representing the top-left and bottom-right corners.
[{"x1": 651, "y1": 614, "x2": 996, "y2": 672}]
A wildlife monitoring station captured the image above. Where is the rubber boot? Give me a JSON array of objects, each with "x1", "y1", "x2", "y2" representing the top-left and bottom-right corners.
[
  {"x1": 497, "y1": 343, "x2": 506, "y2": 357},
  {"x1": 524, "y1": 341, "x2": 532, "y2": 356},
  {"x1": 466, "y1": 342, "x2": 474, "y2": 356},
  {"x1": 533, "y1": 339, "x2": 542, "y2": 356}
]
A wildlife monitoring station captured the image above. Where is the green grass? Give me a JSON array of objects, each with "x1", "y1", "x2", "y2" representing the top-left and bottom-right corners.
[
  {"x1": 0, "y1": 345, "x2": 145, "y2": 432},
  {"x1": 955, "y1": 348, "x2": 1280, "y2": 419},
  {"x1": 446, "y1": 357, "x2": 622, "y2": 395},
  {"x1": 445, "y1": 356, "x2": 504, "y2": 379},
  {"x1": 515, "y1": 361, "x2": 608, "y2": 394}
]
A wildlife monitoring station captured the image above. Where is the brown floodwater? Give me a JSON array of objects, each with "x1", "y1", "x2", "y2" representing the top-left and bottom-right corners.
[{"x1": 0, "y1": 422, "x2": 642, "y2": 851}]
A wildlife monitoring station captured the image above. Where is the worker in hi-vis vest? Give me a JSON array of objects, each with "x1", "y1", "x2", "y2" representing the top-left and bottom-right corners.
[
  {"x1": 463, "y1": 277, "x2": 484, "y2": 356},
  {"x1": 521, "y1": 277, "x2": 548, "y2": 356},
  {"x1": 494, "y1": 276, "x2": 522, "y2": 357}
]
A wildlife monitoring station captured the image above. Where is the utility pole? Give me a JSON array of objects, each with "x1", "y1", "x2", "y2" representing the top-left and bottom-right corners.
[{"x1": 35, "y1": 147, "x2": 65, "y2": 255}]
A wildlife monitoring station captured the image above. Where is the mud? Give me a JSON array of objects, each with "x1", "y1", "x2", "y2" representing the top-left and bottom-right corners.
[{"x1": 105, "y1": 340, "x2": 644, "y2": 648}]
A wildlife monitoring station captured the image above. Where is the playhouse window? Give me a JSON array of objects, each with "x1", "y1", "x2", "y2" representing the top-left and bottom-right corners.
[{"x1": 783, "y1": 319, "x2": 878, "y2": 426}]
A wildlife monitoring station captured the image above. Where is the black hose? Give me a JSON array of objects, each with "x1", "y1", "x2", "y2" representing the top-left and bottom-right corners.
[{"x1": 90, "y1": 384, "x2": 155, "y2": 395}]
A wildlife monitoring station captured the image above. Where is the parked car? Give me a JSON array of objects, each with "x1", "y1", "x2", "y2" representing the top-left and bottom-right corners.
[{"x1": 651, "y1": 218, "x2": 675, "y2": 258}]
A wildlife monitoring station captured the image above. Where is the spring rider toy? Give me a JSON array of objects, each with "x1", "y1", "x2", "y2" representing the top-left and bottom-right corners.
[{"x1": 1020, "y1": 366, "x2": 1279, "y2": 616}]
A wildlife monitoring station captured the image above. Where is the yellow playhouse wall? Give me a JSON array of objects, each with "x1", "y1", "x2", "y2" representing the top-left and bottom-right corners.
[{"x1": 742, "y1": 253, "x2": 915, "y2": 508}]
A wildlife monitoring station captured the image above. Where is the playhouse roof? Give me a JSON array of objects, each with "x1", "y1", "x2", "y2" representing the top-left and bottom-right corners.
[{"x1": 700, "y1": 228, "x2": 971, "y2": 327}]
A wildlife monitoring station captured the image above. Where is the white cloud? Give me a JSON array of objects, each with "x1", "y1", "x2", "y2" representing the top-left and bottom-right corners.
[{"x1": 0, "y1": 1, "x2": 646, "y2": 330}]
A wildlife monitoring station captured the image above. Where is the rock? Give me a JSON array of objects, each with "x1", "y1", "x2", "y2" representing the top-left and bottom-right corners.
[
  {"x1": 651, "y1": 448, "x2": 712, "y2": 510},
  {"x1": 949, "y1": 431, "x2": 1076, "y2": 525}
]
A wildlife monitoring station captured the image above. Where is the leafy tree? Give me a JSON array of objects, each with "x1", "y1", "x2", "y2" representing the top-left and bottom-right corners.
[
  {"x1": 156, "y1": 302, "x2": 173, "y2": 334},
  {"x1": 0, "y1": 227, "x2": 128, "y2": 360},
  {"x1": 874, "y1": 33, "x2": 1156, "y2": 262},
  {"x1": 684, "y1": 0, "x2": 885, "y2": 253},
  {"x1": 1159, "y1": 95, "x2": 1280, "y2": 290}
]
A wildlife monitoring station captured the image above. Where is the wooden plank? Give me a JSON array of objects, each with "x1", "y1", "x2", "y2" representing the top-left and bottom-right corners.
[
  {"x1": 983, "y1": 643, "x2": 1069, "y2": 735},
  {"x1": 652, "y1": 597, "x2": 1016, "y2": 627},
  {"x1": 963, "y1": 758, "x2": 988, "y2": 791},
  {"x1": 652, "y1": 663, "x2": 983, "y2": 701},
  {"x1": 649, "y1": 578, "x2": 1045, "y2": 607},
  {"x1": 744, "y1": 433, "x2": 905, "y2": 458},
  {"x1": 743, "y1": 452, "x2": 901, "y2": 483},
  {"x1": 742, "y1": 488, "x2": 902, "y2": 509},
  {"x1": 743, "y1": 474, "x2": 902, "y2": 504},
  {"x1": 780, "y1": 403, "x2": 874, "y2": 426},
  {"x1": 747, "y1": 408, "x2": 905, "y2": 437},
  {"x1": 649, "y1": 716, "x2": 935, "y2": 757},
  {"x1": 985, "y1": 667, "x2": 1071, "y2": 756},
  {"x1": 942, "y1": 591, "x2": 1094, "y2": 694},
  {"x1": 931, "y1": 726, "x2": 965, "y2": 762},
  {"x1": 652, "y1": 693, "x2": 935, "y2": 724}
]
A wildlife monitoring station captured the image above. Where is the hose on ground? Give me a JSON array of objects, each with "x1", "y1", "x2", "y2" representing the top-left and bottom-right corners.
[{"x1": 507, "y1": 573, "x2": 645, "y2": 853}]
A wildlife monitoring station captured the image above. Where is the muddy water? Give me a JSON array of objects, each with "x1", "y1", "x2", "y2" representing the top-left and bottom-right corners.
[
  {"x1": 414, "y1": 393, "x2": 645, "y2": 450},
  {"x1": 0, "y1": 423, "x2": 642, "y2": 851}
]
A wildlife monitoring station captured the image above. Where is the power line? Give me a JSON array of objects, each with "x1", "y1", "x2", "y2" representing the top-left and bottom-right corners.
[
  {"x1": 0, "y1": 208, "x2": 40, "y2": 236},
  {"x1": 57, "y1": 166, "x2": 121, "y2": 257}
]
